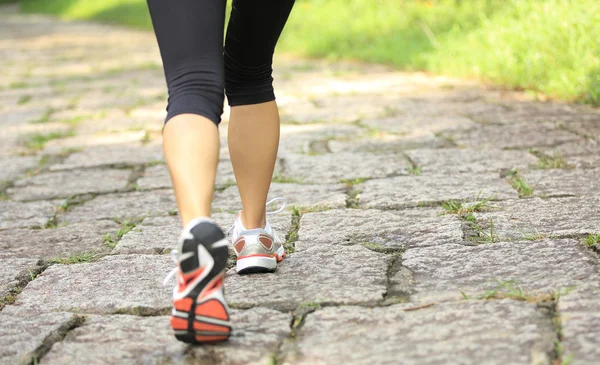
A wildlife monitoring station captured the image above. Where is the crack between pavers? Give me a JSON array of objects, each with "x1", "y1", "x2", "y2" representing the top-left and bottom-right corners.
[
  {"x1": 28, "y1": 315, "x2": 86, "y2": 365},
  {"x1": 0, "y1": 260, "x2": 47, "y2": 313}
]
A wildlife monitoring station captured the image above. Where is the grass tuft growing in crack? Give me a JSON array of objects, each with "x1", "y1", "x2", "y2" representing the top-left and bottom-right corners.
[
  {"x1": 49, "y1": 252, "x2": 96, "y2": 264},
  {"x1": 507, "y1": 169, "x2": 534, "y2": 197},
  {"x1": 463, "y1": 280, "x2": 570, "y2": 303},
  {"x1": 284, "y1": 207, "x2": 302, "y2": 254},
  {"x1": 583, "y1": 234, "x2": 600, "y2": 251},
  {"x1": 530, "y1": 149, "x2": 570, "y2": 169},
  {"x1": 468, "y1": 218, "x2": 500, "y2": 244},
  {"x1": 104, "y1": 220, "x2": 137, "y2": 249},
  {"x1": 24, "y1": 129, "x2": 76, "y2": 151},
  {"x1": 341, "y1": 177, "x2": 369, "y2": 208}
]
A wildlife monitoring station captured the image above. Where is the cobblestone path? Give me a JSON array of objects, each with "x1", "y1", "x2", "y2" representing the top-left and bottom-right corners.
[{"x1": 1, "y1": 5, "x2": 599, "y2": 365}]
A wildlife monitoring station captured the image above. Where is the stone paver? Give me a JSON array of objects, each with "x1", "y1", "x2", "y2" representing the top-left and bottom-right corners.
[
  {"x1": 359, "y1": 173, "x2": 518, "y2": 209},
  {"x1": 0, "y1": 312, "x2": 82, "y2": 365},
  {"x1": 559, "y1": 283, "x2": 600, "y2": 365},
  {"x1": 0, "y1": 258, "x2": 43, "y2": 298},
  {"x1": 43, "y1": 308, "x2": 291, "y2": 365},
  {"x1": 474, "y1": 197, "x2": 600, "y2": 240},
  {"x1": 284, "y1": 301, "x2": 556, "y2": 365},
  {"x1": 0, "y1": 220, "x2": 118, "y2": 259},
  {"x1": 0, "y1": 200, "x2": 58, "y2": 230},
  {"x1": 7, "y1": 168, "x2": 131, "y2": 201},
  {"x1": 402, "y1": 239, "x2": 599, "y2": 303},
  {"x1": 3, "y1": 255, "x2": 173, "y2": 316},
  {"x1": 296, "y1": 208, "x2": 462, "y2": 251},
  {"x1": 1, "y1": 6, "x2": 599, "y2": 364}
]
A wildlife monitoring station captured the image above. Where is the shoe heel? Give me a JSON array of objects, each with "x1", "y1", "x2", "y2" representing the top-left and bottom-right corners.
[{"x1": 236, "y1": 256, "x2": 277, "y2": 274}]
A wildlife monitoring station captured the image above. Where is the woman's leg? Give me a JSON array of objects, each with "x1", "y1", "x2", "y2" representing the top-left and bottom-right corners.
[
  {"x1": 147, "y1": 0, "x2": 226, "y2": 227},
  {"x1": 225, "y1": 0, "x2": 296, "y2": 229},
  {"x1": 147, "y1": 0, "x2": 231, "y2": 344}
]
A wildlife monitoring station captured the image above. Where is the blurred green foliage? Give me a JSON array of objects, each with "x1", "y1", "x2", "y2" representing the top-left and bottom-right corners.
[{"x1": 17, "y1": 0, "x2": 600, "y2": 105}]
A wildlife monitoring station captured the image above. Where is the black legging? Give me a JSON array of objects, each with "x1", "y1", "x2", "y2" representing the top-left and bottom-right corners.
[{"x1": 147, "y1": 0, "x2": 295, "y2": 125}]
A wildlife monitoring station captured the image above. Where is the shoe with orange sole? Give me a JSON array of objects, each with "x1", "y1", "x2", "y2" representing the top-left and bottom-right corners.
[{"x1": 163, "y1": 217, "x2": 232, "y2": 344}]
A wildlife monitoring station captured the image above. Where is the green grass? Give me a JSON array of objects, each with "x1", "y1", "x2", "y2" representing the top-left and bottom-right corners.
[
  {"x1": 18, "y1": 0, "x2": 600, "y2": 105},
  {"x1": 49, "y1": 252, "x2": 95, "y2": 264},
  {"x1": 584, "y1": 234, "x2": 600, "y2": 248},
  {"x1": 507, "y1": 169, "x2": 534, "y2": 197},
  {"x1": 24, "y1": 130, "x2": 76, "y2": 150}
]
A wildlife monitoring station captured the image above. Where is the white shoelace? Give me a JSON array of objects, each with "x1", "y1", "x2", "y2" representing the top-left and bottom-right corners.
[
  {"x1": 227, "y1": 197, "x2": 287, "y2": 235},
  {"x1": 163, "y1": 197, "x2": 286, "y2": 287}
]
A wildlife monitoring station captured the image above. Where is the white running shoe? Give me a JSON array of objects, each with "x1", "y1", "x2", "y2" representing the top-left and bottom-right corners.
[{"x1": 229, "y1": 198, "x2": 286, "y2": 274}]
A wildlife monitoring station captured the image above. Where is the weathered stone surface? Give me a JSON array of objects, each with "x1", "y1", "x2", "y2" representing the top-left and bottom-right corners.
[
  {"x1": 284, "y1": 301, "x2": 555, "y2": 365},
  {"x1": 0, "y1": 220, "x2": 118, "y2": 259},
  {"x1": 7, "y1": 168, "x2": 130, "y2": 201},
  {"x1": 402, "y1": 239, "x2": 598, "y2": 303},
  {"x1": 361, "y1": 115, "x2": 475, "y2": 136},
  {"x1": 58, "y1": 190, "x2": 176, "y2": 223},
  {"x1": 0, "y1": 312, "x2": 81, "y2": 365},
  {"x1": 0, "y1": 200, "x2": 57, "y2": 230},
  {"x1": 328, "y1": 134, "x2": 453, "y2": 154},
  {"x1": 520, "y1": 168, "x2": 600, "y2": 197},
  {"x1": 539, "y1": 141, "x2": 600, "y2": 169},
  {"x1": 281, "y1": 152, "x2": 408, "y2": 184},
  {"x1": 49, "y1": 144, "x2": 163, "y2": 170},
  {"x1": 406, "y1": 148, "x2": 538, "y2": 174},
  {"x1": 43, "y1": 308, "x2": 291, "y2": 365},
  {"x1": 0, "y1": 155, "x2": 38, "y2": 181},
  {"x1": 359, "y1": 174, "x2": 518, "y2": 209},
  {"x1": 0, "y1": 258, "x2": 41, "y2": 297},
  {"x1": 113, "y1": 212, "x2": 291, "y2": 255},
  {"x1": 225, "y1": 244, "x2": 388, "y2": 310},
  {"x1": 279, "y1": 123, "x2": 364, "y2": 155},
  {"x1": 475, "y1": 197, "x2": 600, "y2": 239},
  {"x1": 3, "y1": 255, "x2": 172, "y2": 315},
  {"x1": 296, "y1": 208, "x2": 462, "y2": 252},
  {"x1": 559, "y1": 283, "x2": 600, "y2": 365},
  {"x1": 443, "y1": 123, "x2": 580, "y2": 149},
  {"x1": 214, "y1": 183, "x2": 347, "y2": 213}
]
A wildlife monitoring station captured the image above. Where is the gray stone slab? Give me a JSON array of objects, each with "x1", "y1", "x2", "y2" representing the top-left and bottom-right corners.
[
  {"x1": 474, "y1": 197, "x2": 600, "y2": 240},
  {"x1": 539, "y1": 141, "x2": 600, "y2": 169},
  {"x1": 361, "y1": 115, "x2": 475, "y2": 136},
  {"x1": 402, "y1": 239, "x2": 598, "y2": 303},
  {"x1": 279, "y1": 123, "x2": 364, "y2": 155},
  {"x1": 296, "y1": 208, "x2": 462, "y2": 252},
  {"x1": 559, "y1": 283, "x2": 600, "y2": 365},
  {"x1": 406, "y1": 148, "x2": 538, "y2": 174},
  {"x1": 443, "y1": 123, "x2": 580, "y2": 149},
  {"x1": 0, "y1": 220, "x2": 118, "y2": 259},
  {"x1": 3, "y1": 255, "x2": 172, "y2": 315},
  {"x1": 328, "y1": 134, "x2": 453, "y2": 154},
  {"x1": 0, "y1": 258, "x2": 41, "y2": 298},
  {"x1": 0, "y1": 312, "x2": 81, "y2": 365},
  {"x1": 0, "y1": 155, "x2": 38, "y2": 181},
  {"x1": 359, "y1": 174, "x2": 518, "y2": 209},
  {"x1": 214, "y1": 183, "x2": 347, "y2": 213},
  {"x1": 49, "y1": 144, "x2": 163, "y2": 170},
  {"x1": 225, "y1": 244, "x2": 388, "y2": 310},
  {"x1": 8, "y1": 168, "x2": 130, "y2": 201},
  {"x1": 43, "y1": 308, "x2": 291, "y2": 365},
  {"x1": 284, "y1": 300, "x2": 555, "y2": 365},
  {"x1": 0, "y1": 200, "x2": 57, "y2": 230},
  {"x1": 520, "y1": 168, "x2": 600, "y2": 198},
  {"x1": 58, "y1": 190, "x2": 176, "y2": 223},
  {"x1": 281, "y1": 152, "x2": 409, "y2": 184}
]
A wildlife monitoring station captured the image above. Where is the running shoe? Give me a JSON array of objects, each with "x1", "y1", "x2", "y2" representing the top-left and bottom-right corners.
[
  {"x1": 163, "y1": 217, "x2": 232, "y2": 344},
  {"x1": 229, "y1": 198, "x2": 287, "y2": 274}
]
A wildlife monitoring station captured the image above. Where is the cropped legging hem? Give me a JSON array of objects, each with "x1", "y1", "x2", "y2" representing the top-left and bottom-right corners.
[{"x1": 147, "y1": 0, "x2": 295, "y2": 127}]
